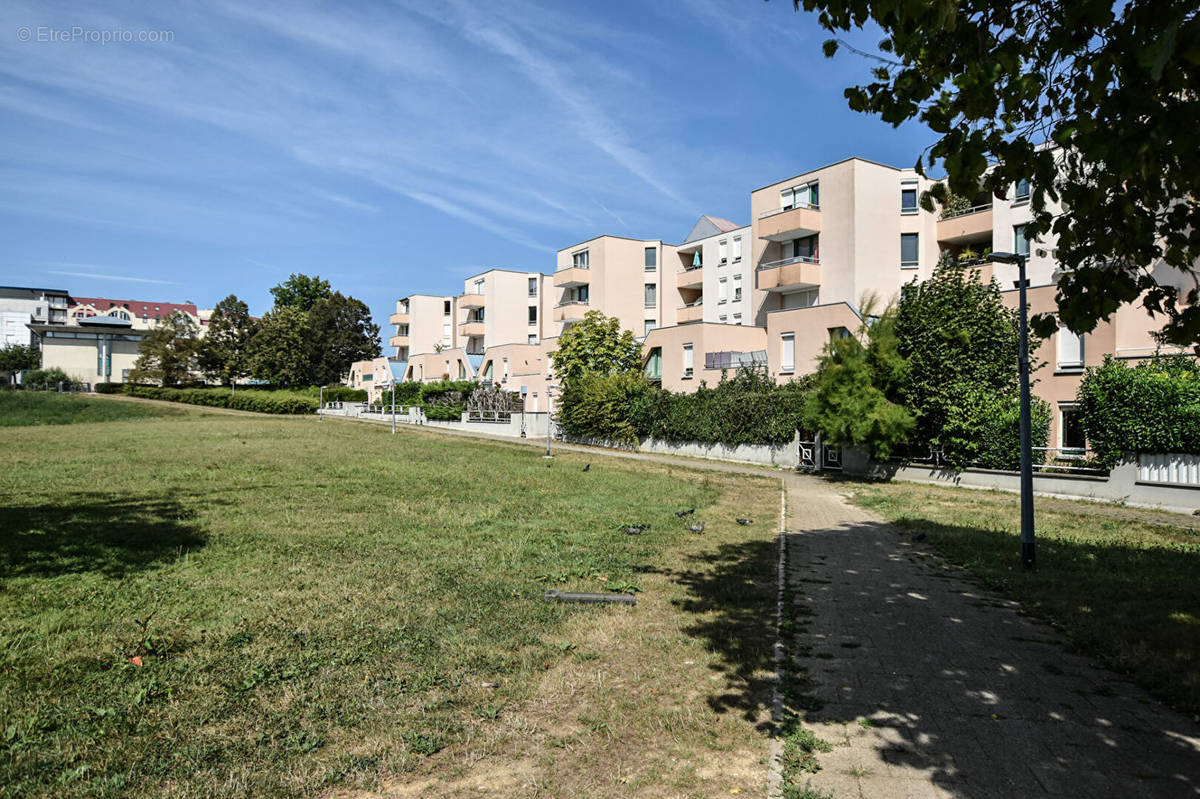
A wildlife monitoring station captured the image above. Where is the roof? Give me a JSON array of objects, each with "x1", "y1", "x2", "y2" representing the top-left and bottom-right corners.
[
  {"x1": 77, "y1": 315, "x2": 133, "y2": 327},
  {"x1": 71, "y1": 296, "x2": 199, "y2": 319},
  {"x1": 682, "y1": 215, "x2": 746, "y2": 244},
  {"x1": 0, "y1": 285, "x2": 69, "y2": 295},
  {"x1": 750, "y1": 156, "x2": 910, "y2": 194}
]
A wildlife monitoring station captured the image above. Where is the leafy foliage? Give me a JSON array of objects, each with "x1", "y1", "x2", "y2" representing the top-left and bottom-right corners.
[
  {"x1": 1076, "y1": 355, "x2": 1200, "y2": 467},
  {"x1": 247, "y1": 306, "x2": 312, "y2": 387},
  {"x1": 550, "y1": 311, "x2": 641, "y2": 383},
  {"x1": 130, "y1": 311, "x2": 200, "y2": 387},
  {"x1": 307, "y1": 293, "x2": 381, "y2": 386},
  {"x1": 796, "y1": 0, "x2": 1200, "y2": 343},
  {"x1": 557, "y1": 372, "x2": 649, "y2": 446},
  {"x1": 122, "y1": 384, "x2": 318, "y2": 414},
  {"x1": 198, "y1": 294, "x2": 257, "y2": 384},
  {"x1": 803, "y1": 308, "x2": 915, "y2": 459},
  {"x1": 20, "y1": 368, "x2": 80, "y2": 391},
  {"x1": 269, "y1": 273, "x2": 332, "y2": 313},
  {"x1": 0, "y1": 343, "x2": 40, "y2": 379},
  {"x1": 894, "y1": 259, "x2": 1047, "y2": 468}
]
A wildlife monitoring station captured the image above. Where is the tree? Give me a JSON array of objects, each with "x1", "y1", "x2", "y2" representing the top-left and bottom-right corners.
[
  {"x1": 550, "y1": 311, "x2": 641, "y2": 383},
  {"x1": 307, "y1": 292, "x2": 381, "y2": 385},
  {"x1": 247, "y1": 306, "x2": 314, "y2": 386},
  {"x1": 130, "y1": 311, "x2": 200, "y2": 386},
  {"x1": 793, "y1": 0, "x2": 1200, "y2": 345},
  {"x1": 0, "y1": 343, "x2": 40, "y2": 383},
  {"x1": 269, "y1": 273, "x2": 332, "y2": 313},
  {"x1": 803, "y1": 302, "x2": 915, "y2": 458},
  {"x1": 893, "y1": 258, "x2": 1049, "y2": 467},
  {"x1": 198, "y1": 294, "x2": 257, "y2": 385}
]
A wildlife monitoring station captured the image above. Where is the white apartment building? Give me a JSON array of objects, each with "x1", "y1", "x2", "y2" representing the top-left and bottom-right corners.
[
  {"x1": 673, "y1": 215, "x2": 753, "y2": 327},
  {"x1": 0, "y1": 286, "x2": 69, "y2": 346}
]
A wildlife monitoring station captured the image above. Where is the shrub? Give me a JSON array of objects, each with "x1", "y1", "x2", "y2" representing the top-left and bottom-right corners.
[
  {"x1": 558, "y1": 372, "x2": 649, "y2": 446},
  {"x1": 940, "y1": 387, "x2": 1052, "y2": 470},
  {"x1": 319, "y1": 386, "x2": 367, "y2": 403},
  {"x1": 121, "y1": 385, "x2": 318, "y2": 414},
  {"x1": 420, "y1": 380, "x2": 477, "y2": 407},
  {"x1": 1077, "y1": 354, "x2": 1200, "y2": 467},
  {"x1": 23, "y1": 368, "x2": 80, "y2": 391},
  {"x1": 422, "y1": 403, "x2": 464, "y2": 421},
  {"x1": 94, "y1": 382, "x2": 124, "y2": 394}
]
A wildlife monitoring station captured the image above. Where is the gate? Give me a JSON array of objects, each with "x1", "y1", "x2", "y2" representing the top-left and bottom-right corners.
[{"x1": 798, "y1": 432, "x2": 842, "y2": 472}]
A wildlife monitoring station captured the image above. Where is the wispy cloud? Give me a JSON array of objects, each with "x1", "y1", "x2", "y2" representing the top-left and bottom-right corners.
[{"x1": 44, "y1": 267, "x2": 180, "y2": 285}]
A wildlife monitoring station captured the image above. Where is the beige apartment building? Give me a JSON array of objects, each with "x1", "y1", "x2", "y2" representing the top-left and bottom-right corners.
[
  {"x1": 347, "y1": 357, "x2": 405, "y2": 403},
  {"x1": 457, "y1": 270, "x2": 555, "y2": 355},
  {"x1": 553, "y1": 235, "x2": 676, "y2": 339},
  {"x1": 389, "y1": 294, "x2": 456, "y2": 362}
]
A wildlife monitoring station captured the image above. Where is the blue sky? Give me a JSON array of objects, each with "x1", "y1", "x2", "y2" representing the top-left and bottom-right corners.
[{"x1": 0, "y1": 0, "x2": 934, "y2": 333}]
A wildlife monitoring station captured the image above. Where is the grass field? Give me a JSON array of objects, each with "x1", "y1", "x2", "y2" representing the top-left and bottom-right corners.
[
  {"x1": 846, "y1": 480, "x2": 1200, "y2": 714},
  {"x1": 0, "y1": 399, "x2": 781, "y2": 798},
  {"x1": 0, "y1": 391, "x2": 183, "y2": 426}
]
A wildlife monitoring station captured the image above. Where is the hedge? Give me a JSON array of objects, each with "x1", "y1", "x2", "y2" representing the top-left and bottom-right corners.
[
  {"x1": 1077, "y1": 354, "x2": 1200, "y2": 467},
  {"x1": 422, "y1": 403, "x2": 465, "y2": 421},
  {"x1": 95, "y1": 382, "x2": 124, "y2": 394},
  {"x1": 122, "y1": 385, "x2": 318, "y2": 414}
]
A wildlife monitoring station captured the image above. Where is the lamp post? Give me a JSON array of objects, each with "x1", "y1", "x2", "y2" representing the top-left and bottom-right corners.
[
  {"x1": 989, "y1": 251, "x2": 1035, "y2": 570},
  {"x1": 319, "y1": 385, "x2": 323, "y2": 422},
  {"x1": 391, "y1": 381, "x2": 396, "y2": 434},
  {"x1": 544, "y1": 385, "x2": 553, "y2": 458}
]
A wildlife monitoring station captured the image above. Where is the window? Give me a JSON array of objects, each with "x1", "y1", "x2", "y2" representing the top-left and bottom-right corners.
[
  {"x1": 1057, "y1": 326, "x2": 1084, "y2": 370},
  {"x1": 718, "y1": 314, "x2": 727, "y2": 322},
  {"x1": 901, "y1": 182, "x2": 919, "y2": 214},
  {"x1": 645, "y1": 347, "x2": 662, "y2": 380},
  {"x1": 733, "y1": 312, "x2": 743, "y2": 325},
  {"x1": 733, "y1": 275, "x2": 742, "y2": 302},
  {"x1": 1014, "y1": 178, "x2": 1031, "y2": 203},
  {"x1": 781, "y1": 334, "x2": 795, "y2": 373},
  {"x1": 718, "y1": 239, "x2": 728, "y2": 264},
  {"x1": 528, "y1": 305, "x2": 538, "y2": 324},
  {"x1": 901, "y1": 233, "x2": 919, "y2": 268},
  {"x1": 732, "y1": 236, "x2": 742, "y2": 262},
  {"x1": 782, "y1": 289, "x2": 819, "y2": 309},
  {"x1": 781, "y1": 181, "x2": 819, "y2": 211},
  {"x1": 683, "y1": 343, "x2": 694, "y2": 378},
  {"x1": 502, "y1": 358, "x2": 509, "y2": 381},
  {"x1": 644, "y1": 247, "x2": 657, "y2": 269},
  {"x1": 718, "y1": 277, "x2": 728, "y2": 303},
  {"x1": 458, "y1": 361, "x2": 466, "y2": 380},
  {"x1": 443, "y1": 300, "x2": 451, "y2": 315},
  {"x1": 1060, "y1": 405, "x2": 1086, "y2": 454},
  {"x1": 528, "y1": 334, "x2": 538, "y2": 344},
  {"x1": 572, "y1": 249, "x2": 589, "y2": 268},
  {"x1": 474, "y1": 279, "x2": 484, "y2": 294},
  {"x1": 1014, "y1": 224, "x2": 1030, "y2": 256},
  {"x1": 644, "y1": 283, "x2": 656, "y2": 308},
  {"x1": 442, "y1": 322, "x2": 451, "y2": 341},
  {"x1": 829, "y1": 326, "x2": 852, "y2": 341},
  {"x1": 791, "y1": 234, "x2": 819, "y2": 261},
  {"x1": 528, "y1": 277, "x2": 538, "y2": 296},
  {"x1": 644, "y1": 319, "x2": 656, "y2": 336},
  {"x1": 572, "y1": 284, "x2": 590, "y2": 304}
]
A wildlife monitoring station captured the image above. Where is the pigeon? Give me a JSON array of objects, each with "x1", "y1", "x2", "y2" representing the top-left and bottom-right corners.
[
  {"x1": 675, "y1": 508, "x2": 695, "y2": 518},
  {"x1": 582, "y1": 463, "x2": 591, "y2": 472},
  {"x1": 620, "y1": 523, "x2": 647, "y2": 535},
  {"x1": 736, "y1": 518, "x2": 753, "y2": 525},
  {"x1": 688, "y1": 522, "x2": 705, "y2": 533}
]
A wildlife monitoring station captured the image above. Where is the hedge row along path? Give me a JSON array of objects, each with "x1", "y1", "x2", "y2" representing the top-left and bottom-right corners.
[{"x1": 331, "y1": 414, "x2": 1200, "y2": 798}]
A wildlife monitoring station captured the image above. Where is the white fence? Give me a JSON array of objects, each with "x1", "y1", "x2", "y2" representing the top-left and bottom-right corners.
[{"x1": 1137, "y1": 453, "x2": 1200, "y2": 487}]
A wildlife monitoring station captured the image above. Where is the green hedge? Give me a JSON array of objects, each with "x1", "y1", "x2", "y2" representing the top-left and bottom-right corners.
[
  {"x1": 122, "y1": 385, "x2": 318, "y2": 414},
  {"x1": 422, "y1": 403, "x2": 464, "y2": 421},
  {"x1": 95, "y1": 382, "x2": 124, "y2": 394},
  {"x1": 1077, "y1": 354, "x2": 1200, "y2": 467},
  {"x1": 558, "y1": 370, "x2": 812, "y2": 448}
]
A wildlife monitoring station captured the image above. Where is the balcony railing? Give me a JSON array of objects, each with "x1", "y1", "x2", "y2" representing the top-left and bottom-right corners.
[
  {"x1": 678, "y1": 263, "x2": 703, "y2": 273},
  {"x1": 557, "y1": 262, "x2": 590, "y2": 272},
  {"x1": 555, "y1": 300, "x2": 589, "y2": 308},
  {"x1": 940, "y1": 202, "x2": 993, "y2": 220},
  {"x1": 759, "y1": 202, "x2": 819, "y2": 219},
  {"x1": 757, "y1": 254, "x2": 819, "y2": 271}
]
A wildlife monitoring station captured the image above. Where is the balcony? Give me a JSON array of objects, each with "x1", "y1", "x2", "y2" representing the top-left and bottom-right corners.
[
  {"x1": 758, "y1": 204, "x2": 821, "y2": 241},
  {"x1": 458, "y1": 292, "x2": 486, "y2": 309},
  {"x1": 389, "y1": 311, "x2": 410, "y2": 325},
  {"x1": 389, "y1": 334, "x2": 409, "y2": 348},
  {"x1": 554, "y1": 301, "x2": 589, "y2": 322},
  {"x1": 937, "y1": 204, "x2": 993, "y2": 245},
  {"x1": 554, "y1": 265, "x2": 591, "y2": 288},
  {"x1": 677, "y1": 265, "x2": 704, "y2": 289},
  {"x1": 677, "y1": 302, "x2": 703, "y2": 324},
  {"x1": 459, "y1": 320, "x2": 485, "y2": 337},
  {"x1": 756, "y1": 256, "x2": 821, "y2": 292}
]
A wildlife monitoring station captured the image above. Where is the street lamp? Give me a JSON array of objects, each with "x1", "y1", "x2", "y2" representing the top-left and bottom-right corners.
[
  {"x1": 391, "y1": 380, "x2": 396, "y2": 434},
  {"x1": 990, "y1": 250, "x2": 1035, "y2": 570}
]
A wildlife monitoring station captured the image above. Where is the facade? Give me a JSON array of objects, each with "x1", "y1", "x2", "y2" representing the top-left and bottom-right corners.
[
  {"x1": 457, "y1": 270, "x2": 554, "y2": 355},
  {"x1": 69, "y1": 296, "x2": 205, "y2": 331},
  {"x1": 553, "y1": 235, "x2": 676, "y2": 338},
  {"x1": 0, "y1": 286, "x2": 69, "y2": 346},
  {"x1": 389, "y1": 294, "x2": 456, "y2": 362},
  {"x1": 403, "y1": 348, "x2": 482, "y2": 383},
  {"x1": 642, "y1": 322, "x2": 767, "y2": 392},
  {"x1": 477, "y1": 343, "x2": 552, "y2": 410},
  {"x1": 347, "y1": 357, "x2": 406, "y2": 402},
  {"x1": 674, "y1": 216, "x2": 753, "y2": 327},
  {"x1": 28, "y1": 315, "x2": 146, "y2": 385}
]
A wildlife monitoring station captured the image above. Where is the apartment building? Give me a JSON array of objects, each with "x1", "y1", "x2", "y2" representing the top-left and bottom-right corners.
[
  {"x1": 457, "y1": 270, "x2": 554, "y2": 355},
  {"x1": 389, "y1": 294, "x2": 456, "y2": 362},
  {"x1": 347, "y1": 357, "x2": 406, "y2": 403},
  {"x1": 0, "y1": 285, "x2": 69, "y2": 346},
  {"x1": 673, "y1": 215, "x2": 753, "y2": 327},
  {"x1": 69, "y1": 296, "x2": 207, "y2": 331},
  {"x1": 553, "y1": 235, "x2": 676, "y2": 339}
]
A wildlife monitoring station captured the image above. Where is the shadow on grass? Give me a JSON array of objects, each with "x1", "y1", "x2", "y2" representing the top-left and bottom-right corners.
[
  {"x1": 667, "y1": 539, "x2": 780, "y2": 729},
  {"x1": 0, "y1": 494, "x2": 207, "y2": 579}
]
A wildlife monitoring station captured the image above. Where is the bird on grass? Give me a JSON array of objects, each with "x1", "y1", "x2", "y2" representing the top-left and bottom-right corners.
[
  {"x1": 618, "y1": 523, "x2": 647, "y2": 535},
  {"x1": 582, "y1": 463, "x2": 590, "y2": 472},
  {"x1": 736, "y1": 518, "x2": 752, "y2": 525},
  {"x1": 688, "y1": 522, "x2": 705, "y2": 533},
  {"x1": 675, "y1": 508, "x2": 695, "y2": 518}
]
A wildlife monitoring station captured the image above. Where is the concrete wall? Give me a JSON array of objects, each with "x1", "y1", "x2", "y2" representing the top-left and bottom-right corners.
[{"x1": 321, "y1": 403, "x2": 552, "y2": 440}]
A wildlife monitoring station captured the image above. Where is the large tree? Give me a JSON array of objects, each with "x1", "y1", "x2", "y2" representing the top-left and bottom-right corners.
[
  {"x1": 247, "y1": 306, "x2": 314, "y2": 387},
  {"x1": 307, "y1": 292, "x2": 381, "y2": 385},
  {"x1": 792, "y1": 0, "x2": 1200, "y2": 345},
  {"x1": 269, "y1": 273, "x2": 332, "y2": 313},
  {"x1": 550, "y1": 311, "x2": 641, "y2": 383},
  {"x1": 130, "y1": 311, "x2": 200, "y2": 386},
  {"x1": 197, "y1": 294, "x2": 257, "y2": 385},
  {"x1": 0, "y1": 343, "x2": 40, "y2": 384}
]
